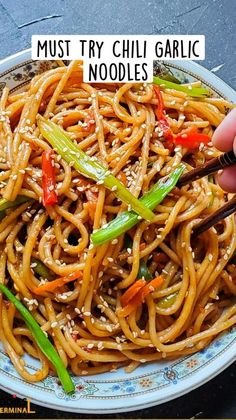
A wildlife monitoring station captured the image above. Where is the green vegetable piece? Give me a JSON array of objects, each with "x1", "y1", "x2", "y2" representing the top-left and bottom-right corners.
[
  {"x1": 91, "y1": 165, "x2": 185, "y2": 246},
  {"x1": 154, "y1": 63, "x2": 181, "y2": 84},
  {"x1": 153, "y1": 76, "x2": 210, "y2": 97},
  {"x1": 158, "y1": 72, "x2": 181, "y2": 84},
  {"x1": 0, "y1": 284, "x2": 75, "y2": 394},
  {"x1": 207, "y1": 176, "x2": 215, "y2": 207},
  {"x1": 230, "y1": 251, "x2": 236, "y2": 264},
  {"x1": 0, "y1": 211, "x2": 6, "y2": 221},
  {"x1": 157, "y1": 292, "x2": 178, "y2": 309},
  {"x1": 31, "y1": 257, "x2": 55, "y2": 280},
  {"x1": 208, "y1": 175, "x2": 215, "y2": 184},
  {"x1": 124, "y1": 234, "x2": 133, "y2": 250},
  {"x1": 0, "y1": 196, "x2": 32, "y2": 212},
  {"x1": 38, "y1": 117, "x2": 154, "y2": 222},
  {"x1": 137, "y1": 260, "x2": 152, "y2": 281}
]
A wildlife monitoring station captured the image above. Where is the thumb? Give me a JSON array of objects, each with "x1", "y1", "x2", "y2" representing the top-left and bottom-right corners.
[{"x1": 212, "y1": 107, "x2": 236, "y2": 152}]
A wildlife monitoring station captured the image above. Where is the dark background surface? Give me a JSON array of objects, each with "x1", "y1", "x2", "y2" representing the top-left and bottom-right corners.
[{"x1": 0, "y1": 0, "x2": 236, "y2": 418}]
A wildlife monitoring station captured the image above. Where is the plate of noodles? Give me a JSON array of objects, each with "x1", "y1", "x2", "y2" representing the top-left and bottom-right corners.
[{"x1": 0, "y1": 49, "x2": 236, "y2": 414}]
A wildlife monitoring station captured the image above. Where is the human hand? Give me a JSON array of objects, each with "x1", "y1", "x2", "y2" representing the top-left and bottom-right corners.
[{"x1": 212, "y1": 107, "x2": 236, "y2": 192}]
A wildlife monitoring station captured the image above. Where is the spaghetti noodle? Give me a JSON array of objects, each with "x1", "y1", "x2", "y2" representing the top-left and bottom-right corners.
[{"x1": 0, "y1": 60, "x2": 236, "y2": 384}]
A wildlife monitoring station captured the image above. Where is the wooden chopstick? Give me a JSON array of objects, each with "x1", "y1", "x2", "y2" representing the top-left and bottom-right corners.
[
  {"x1": 193, "y1": 196, "x2": 236, "y2": 236},
  {"x1": 176, "y1": 150, "x2": 236, "y2": 235},
  {"x1": 177, "y1": 150, "x2": 236, "y2": 187}
]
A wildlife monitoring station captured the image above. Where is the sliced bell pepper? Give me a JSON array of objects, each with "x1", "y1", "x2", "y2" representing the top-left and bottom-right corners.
[
  {"x1": 153, "y1": 85, "x2": 173, "y2": 142},
  {"x1": 38, "y1": 117, "x2": 154, "y2": 221},
  {"x1": 42, "y1": 150, "x2": 58, "y2": 206},
  {"x1": 174, "y1": 132, "x2": 211, "y2": 149}
]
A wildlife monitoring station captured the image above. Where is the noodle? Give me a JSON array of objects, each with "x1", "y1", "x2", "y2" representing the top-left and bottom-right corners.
[{"x1": 0, "y1": 60, "x2": 236, "y2": 382}]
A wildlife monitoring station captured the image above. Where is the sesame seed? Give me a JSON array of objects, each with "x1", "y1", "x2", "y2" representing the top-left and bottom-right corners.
[
  {"x1": 30, "y1": 262, "x2": 37, "y2": 268},
  {"x1": 87, "y1": 343, "x2": 94, "y2": 349},
  {"x1": 74, "y1": 308, "x2": 81, "y2": 314},
  {"x1": 106, "y1": 325, "x2": 113, "y2": 332}
]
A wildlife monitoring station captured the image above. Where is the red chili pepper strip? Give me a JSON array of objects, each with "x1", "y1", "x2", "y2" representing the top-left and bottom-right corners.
[
  {"x1": 153, "y1": 85, "x2": 173, "y2": 141},
  {"x1": 174, "y1": 132, "x2": 211, "y2": 149},
  {"x1": 42, "y1": 150, "x2": 58, "y2": 206},
  {"x1": 153, "y1": 86, "x2": 211, "y2": 150},
  {"x1": 153, "y1": 85, "x2": 165, "y2": 121}
]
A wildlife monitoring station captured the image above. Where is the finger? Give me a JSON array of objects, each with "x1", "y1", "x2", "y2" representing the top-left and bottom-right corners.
[
  {"x1": 217, "y1": 164, "x2": 236, "y2": 192},
  {"x1": 212, "y1": 107, "x2": 236, "y2": 152}
]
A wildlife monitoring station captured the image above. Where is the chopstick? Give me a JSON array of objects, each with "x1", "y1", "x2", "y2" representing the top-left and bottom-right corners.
[
  {"x1": 177, "y1": 150, "x2": 236, "y2": 187},
  {"x1": 177, "y1": 150, "x2": 236, "y2": 236},
  {"x1": 193, "y1": 196, "x2": 236, "y2": 236}
]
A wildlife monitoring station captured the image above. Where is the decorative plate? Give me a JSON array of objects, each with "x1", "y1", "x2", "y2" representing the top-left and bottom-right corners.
[{"x1": 0, "y1": 50, "x2": 236, "y2": 414}]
